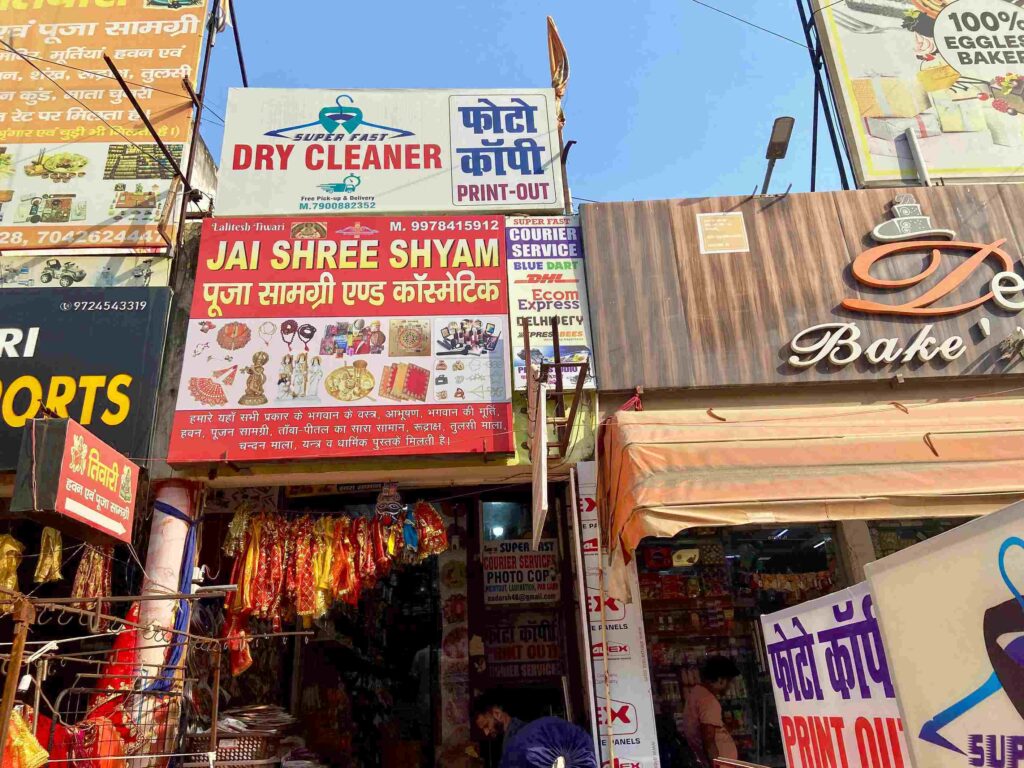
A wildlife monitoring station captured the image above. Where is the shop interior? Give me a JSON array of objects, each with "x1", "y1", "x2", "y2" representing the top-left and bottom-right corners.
[
  {"x1": 636, "y1": 517, "x2": 971, "y2": 767},
  {"x1": 185, "y1": 483, "x2": 582, "y2": 768}
]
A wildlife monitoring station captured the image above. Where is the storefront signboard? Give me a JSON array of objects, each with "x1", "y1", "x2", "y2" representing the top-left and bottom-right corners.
[
  {"x1": 481, "y1": 538, "x2": 559, "y2": 606},
  {"x1": 810, "y1": 0, "x2": 1024, "y2": 186},
  {"x1": 506, "y1": 215, "x2": 594, "y2": 390},
  {"x1": 0, "y1": 287, "x2": 171, "y2": 470},
  {"x1": 484, "y1": 611, "x2": 563, "y2": 680},
  {"x1": 577, "y1": 461, "x2": 661, "y2": 768},
  {"x1": 215, "y1": 88, "x2": 565, "y2": 216},
  {"x1": 11, "y1": 418, "x2": 138, "y2": 543},
  {"x1": 760, "y1": 583, "x2": 909, "y2": 768},
  {"x1": 166, "y1": 215, "x2": 514, "y2": 463},
  {"x1": 0, "y1": 254, "x2": 170, "y2": 289},
  {"x1": 582, "y1": 185, "x2": 1024, "y2": 390},
  {"x1": 0, "y1": 0, "x2": 208, "y2": 250},
  {"x1": 866, "y1": 500, "x2": 1024, "y2": 768}
]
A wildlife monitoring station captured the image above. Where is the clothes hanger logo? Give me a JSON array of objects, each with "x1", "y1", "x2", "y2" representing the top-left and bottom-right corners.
[{"x1": 264, "y1": 94, "x2": 415, "y2": 141}]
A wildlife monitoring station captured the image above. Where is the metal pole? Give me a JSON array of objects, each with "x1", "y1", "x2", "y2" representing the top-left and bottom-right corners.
[
  {"x1": 810, "y1": 77, "x2": 819, "y2": 192},
  {"x1": 209, "y1": 644, "x2": 222, "y2": 755},
  {"x1": 796, "y1": 0, "x2": 851, "y2": 190},
  {"x1": 229, "y1": 0, "x2": 249, "y2": 87},
  {"x1": 904, "y1": 127, "x2": 932, "y2": 186},
  {"x1": 175, "y1": 0, "x2": 220, "y2": 257},
  {"x1": 760, "y1": 158, "x2": 776, "y2": 196},
  {"x1": 103, "y1": 55, "x2": 191, "y2": 190},
  {"x1": 0, "y1": 598, "x2": 35, "y2": 755}
]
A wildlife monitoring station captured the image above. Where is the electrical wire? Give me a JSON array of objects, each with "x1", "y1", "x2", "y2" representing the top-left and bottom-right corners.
[{"x1": 690, "y1": 0, "x2": 810, "y2": 49}]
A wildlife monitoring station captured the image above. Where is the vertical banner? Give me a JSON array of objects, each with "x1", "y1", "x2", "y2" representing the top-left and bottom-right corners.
[
  {"x1": 760, "y1": 583, "x2": 909, "y2": 768},
  {"x1": 439, "y1": 507, "x2": 470, "y2": 753},
  {"x1": 577, "y1": 461, "x2": 661, "y2": 768},
  {"x1": 866, "y1": 501, "x2": 1024, "y2": 768},
  {"x1": 0, "y1": 0, "x2": 208, "y2": 249},
  {"x1": 506, "y1": 215, "x2": 594, "y2": 390},
  {"x1": 167, "y1": 215, "x2": 514, "y2": 463}
]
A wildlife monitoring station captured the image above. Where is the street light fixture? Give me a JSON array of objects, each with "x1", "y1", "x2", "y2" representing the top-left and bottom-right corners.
[{"x1": 761, "y1": 116, "x2": 795, "y2": 195}]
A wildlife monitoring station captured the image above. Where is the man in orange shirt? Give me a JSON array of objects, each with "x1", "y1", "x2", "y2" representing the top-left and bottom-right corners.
[{"x1": 681, "y1": 656, "x2": 740, "y2": 766}]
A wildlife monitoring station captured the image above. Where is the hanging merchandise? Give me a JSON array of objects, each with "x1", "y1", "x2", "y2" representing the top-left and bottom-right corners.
[
  {"x1": 71, "y1": 544, "x2": 113, "y2": 628},
  {"x1": 221, "y1": 501, "x2": 449, "y2": 675},
  {"x1": 32, "y1": 527, "x2": 62, "y2": 584},
  {"x1": 0, "y1": 534, "x2": 24, "y2": 612},
  {"x1": 2, "y1": 709, "x2": 48, "y2": 768}
]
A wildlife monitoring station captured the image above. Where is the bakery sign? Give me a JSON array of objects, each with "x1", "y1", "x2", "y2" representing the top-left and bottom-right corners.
[{"x1": 787, "y1": 194, "x2": 1024, "y2": 370}]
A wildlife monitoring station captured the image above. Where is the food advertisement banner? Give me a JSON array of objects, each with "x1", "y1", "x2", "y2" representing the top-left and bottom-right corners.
[
  {"x1": 866, "y1": 501, "x2": 1024, "y2": 768},
  {"x1": 215, "y1": 88, "x2": 565, "y2": 216},
  {"x1": 481, "y1": 538, "x2": 559, "y2": 605},
  {"x1": 0, "y1": 287, "x2": 171, "y2": 470},
  {"x1": 167, "y1": 215, "x2": 514, "y2": 463},
  {"x1": 55, "y1": 419, "x2": 139, "y2": 543},
  {"x1": 813, "y1": 0, "x2": 1024, "y2": 185},
  {"x1": 438, "y1": 509, "x2": 470, "y2": 752},
  {"x1": 761, "y1": 583, "x2": 909, "y2": 768},
  {"x1": 577, "y1": 461, "x2": 661, "y2": 768},
  {"x1": 506, "y1": 215, "x2": 594, "y2": 390},
  {"x1": 0, "y1": 0, "x2": 208, "y2": 249}
]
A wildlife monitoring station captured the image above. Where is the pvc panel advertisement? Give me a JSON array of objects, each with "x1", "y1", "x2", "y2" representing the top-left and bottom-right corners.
[
  {"x1": 0, "y1": 0, "x2": 207, "y2": 249},
  {"x1": 577, "y1": 461, "x2": 661, "y2": 768},
  {"x1": 761, "y1": 583, "x2": 909, "y2": 768},
  {"x1": 167, "y1": 215, "x2": 514, "y2": 463},
  {"x1": 812, "y1": 0, "x2": 1024, "y2": 185},
  {"x1": 867, "y1": 501, "x2": 1024, "y2": 768},
  {"x1": 215, "y1": 88, "x2": 565, "y2": 216}
]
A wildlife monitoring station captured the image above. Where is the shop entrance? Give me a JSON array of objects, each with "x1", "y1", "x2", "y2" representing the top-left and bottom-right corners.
[{"x1": 190, "y1": 482, "x2": 585, "y2": 768}]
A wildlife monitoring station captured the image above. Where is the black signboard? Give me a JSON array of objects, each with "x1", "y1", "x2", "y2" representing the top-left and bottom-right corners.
[{"x1": 0, "y1": 288, "x2": 171, "y2": 470}]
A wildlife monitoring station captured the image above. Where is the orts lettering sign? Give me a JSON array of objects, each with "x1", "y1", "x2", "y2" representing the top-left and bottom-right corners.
[
  {"x1": 0, "y1": 288, "x2": 171, "y2": 470},
  {"x1": 788, "y1": 194, "x2": 1024, "y2": 370}
]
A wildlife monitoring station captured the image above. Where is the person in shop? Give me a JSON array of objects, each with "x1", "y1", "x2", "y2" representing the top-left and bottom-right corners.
[
  {"x1": 681, "y1": 656, "x2": 741, "y2": 767},
  {"x1": 472, "y1": 693, "x2": 596, "y2": 768}
]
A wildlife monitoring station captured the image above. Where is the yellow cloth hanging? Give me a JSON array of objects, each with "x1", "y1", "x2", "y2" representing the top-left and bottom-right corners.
[
  {"x1": 313, "y1": 516, "x2": 335, "y2": 617},
  {"x1": 33, "y1": 527, "x2": 62, "y2": 584},
  {"x1": 2, "y1": 709, "x2": 48, "y2": 768},
  {"x1": 0, "y1": 535, "x2": 24, "y2": 614}
]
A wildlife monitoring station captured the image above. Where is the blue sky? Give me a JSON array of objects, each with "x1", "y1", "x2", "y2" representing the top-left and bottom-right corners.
[{"x1": 199, "y1": 0, "x2": 844, "y2": 204}]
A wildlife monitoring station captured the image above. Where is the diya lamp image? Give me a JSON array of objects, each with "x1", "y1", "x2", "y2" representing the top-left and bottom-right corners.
[{"x1": 239, "y1": 351, "x2": 270, "y2": 406}]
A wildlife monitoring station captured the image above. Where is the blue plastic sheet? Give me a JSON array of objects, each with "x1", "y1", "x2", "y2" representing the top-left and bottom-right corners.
[{"x1": 499, "y1": 717, "x2": 598, "y2": 768}]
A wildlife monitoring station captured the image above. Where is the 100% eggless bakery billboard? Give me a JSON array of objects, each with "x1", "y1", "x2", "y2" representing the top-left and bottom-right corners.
[
  {"x1": 0, "y1": 287, "x2": 171, "y2": 470},
  {"x1": 166, "y1": 216, "x2": 515, "y2": 463}
]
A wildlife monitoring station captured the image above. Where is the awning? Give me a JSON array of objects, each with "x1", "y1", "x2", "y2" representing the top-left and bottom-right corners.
[{"x1": 598, "y1": 397, "x2": 1024, "y2": 593}]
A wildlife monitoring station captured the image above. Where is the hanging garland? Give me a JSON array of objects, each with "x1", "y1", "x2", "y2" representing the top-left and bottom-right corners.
[{"x1": 222, "y1": 496, "x2": 448, "y2": 676}]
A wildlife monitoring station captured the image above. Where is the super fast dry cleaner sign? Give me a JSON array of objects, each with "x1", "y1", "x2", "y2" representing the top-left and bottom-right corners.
[{"x1": 216, "y1": 88, "x2": 565, "y2": 216}]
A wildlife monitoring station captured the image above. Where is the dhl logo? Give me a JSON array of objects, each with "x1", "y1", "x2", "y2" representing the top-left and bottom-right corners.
[{"x1": 518, "y1": 273, "x2": 574, "y2": 284}]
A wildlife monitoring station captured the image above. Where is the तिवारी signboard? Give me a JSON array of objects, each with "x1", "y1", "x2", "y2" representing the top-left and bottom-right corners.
[
  {"x1": 0, "y1": 0, "x2": 208, "y2": 249},
  {"x1": 166, "y1": 215, "x2": 514, "y2": 463},
  {"x1": 55, "y1": 419, "x2": 138, "y2": 543},
  {"x1": 761, "y1": 583, "x2": 909, "y2": 768},
  {"x1": 506, "y1": 215, "x2": 595, "y2": 390},
  {"x1": 866, "y1": 501, "x2": 1024, "y2": 768},
  {"x1": 812, "y1": 0, "x2": 1024, "y2": 186},
  {"x1": 481, "y1": 538, "x2": 559, "y2": 605},
  {"x1": 577, "y1": 461, "x2": 661, "y2": 768},
  {"x1": 0, "y1": 287, "x2": 170, "y2": 471},
  {"x1": 214, "y1": 88, "x2": 565, "y2": 216}
]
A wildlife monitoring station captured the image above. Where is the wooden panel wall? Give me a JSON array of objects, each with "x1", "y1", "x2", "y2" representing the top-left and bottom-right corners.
[{"x1": 581, "y1": 185, "x2": 1024, "y2": 390}]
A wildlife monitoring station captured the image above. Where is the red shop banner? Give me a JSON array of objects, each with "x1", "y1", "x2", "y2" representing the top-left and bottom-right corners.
[{"x1": 167, "y1": 215, "x2": 515, "y2": 463}]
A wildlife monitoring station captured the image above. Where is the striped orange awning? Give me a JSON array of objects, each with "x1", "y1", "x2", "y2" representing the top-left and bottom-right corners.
[{"x1": 598, "y1": 397, "x2": 1024, "y2": 594}]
